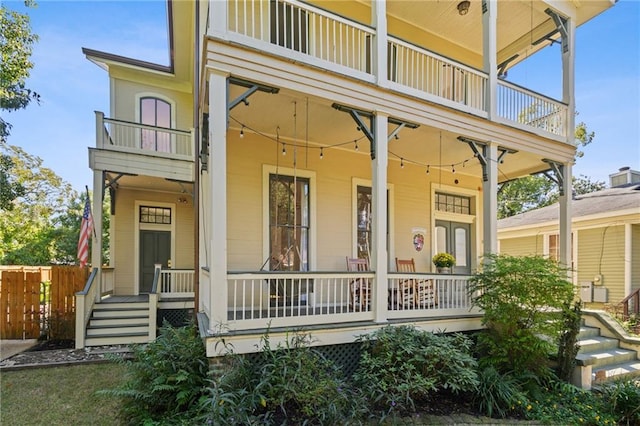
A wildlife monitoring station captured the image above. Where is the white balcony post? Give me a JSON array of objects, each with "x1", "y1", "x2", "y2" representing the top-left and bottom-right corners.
[
  {"x1": 562, "y1": 17, "x2": 576, "y2": 144},
  {"x1": 209, "y1": 0, "x2": 228, "y2": 38},
  {"x1": 91, "y1": 170, "x2": 103, "y2": 302},
  {"x1": 95, "y1": 111, "x2": 105, "y2": 148},
  {"x1": 372, "y1": 0, "x2": 388, "y2": 86},
  {"x1": 559, "y1": 162, "x2": 572, "y2": 271},
  {"x1": 625, "y1": 224, "x2": 632, "y2": 297},
  {"x1": 208, "y1": 68, "x2": 229, "y2": 332},
  {"x1": 482, "y1": 0, "x2": 498, "y2": 119},
  {"x1": 483, "y1": 143, "x2": 498, "y2": 257},
  {"x1": 372, "y1": 111, "x2": 388, "y2": 323}
]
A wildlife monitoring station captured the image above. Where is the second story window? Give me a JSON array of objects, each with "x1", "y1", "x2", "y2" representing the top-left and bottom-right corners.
[{"x1": 140, "y1": 97, "x2": 171, "y2": 152}]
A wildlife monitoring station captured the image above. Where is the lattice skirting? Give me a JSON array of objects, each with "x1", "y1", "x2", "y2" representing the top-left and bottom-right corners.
[{"x1": 158, "y1": 308, "x2": 194, "y2": 328}]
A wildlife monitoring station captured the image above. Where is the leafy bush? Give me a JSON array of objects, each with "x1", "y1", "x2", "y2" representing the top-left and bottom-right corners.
[
  {"x1": 353, "y1": 325, "x2": 478, "y2": 414},
  {"x1": 201, "y1": 331, "x2": 366, "y2": 425},
  {"x1": 556, "y1": 300, "x2": 582, "y2": 382},
  {"x1": 99, "y1": 322, "x2": 209, "y2": 425},
  {"x1": 469, "y1": 254, "x2": 574, "y2": 376},
  {"x1": 600, "y1": 379, "x2": 640, "y2": 425},
  {"x1": 473, "y1": 366, "x2": 527, "y2": 418}
]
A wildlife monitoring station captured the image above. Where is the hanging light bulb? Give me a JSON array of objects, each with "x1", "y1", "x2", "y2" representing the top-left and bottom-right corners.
[
  {"x1": 394, "y1": 134, "x2": 399, "y2": 140},
  {"x1": 400, "y1": 158, "x2": 405, "y2": 168},
  {"x1": 354, "y1": 140, "x2": 359, "y2": 151},
  {"x1": 451, "y1": 164, "x2": 456, "y2": 174},
  {"x1": 282, "y1": 143, "x2": 287, "y2": 156},
  {"x1": 426, "y1": 165, "x2": 430, "y2": 174},
  {"x1": 320, "y1": 147, "x2": 324, "y2": 159},
  {"x1": 240, "y1": 126, "x2": 244, "y2": 138}
]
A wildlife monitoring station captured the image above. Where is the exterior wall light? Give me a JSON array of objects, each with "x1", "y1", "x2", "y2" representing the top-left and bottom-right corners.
[{"x1": 457, "y1": 0, "x2": 470, "y2": 15}]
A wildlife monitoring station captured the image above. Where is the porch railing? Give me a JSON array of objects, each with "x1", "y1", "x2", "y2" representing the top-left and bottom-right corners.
[
  {"x1": 227, "y1": 271, "x2": 474, "y2": 330},
  {"x1": 228, "y1": 0, "x2": 375, "y2": 74},
  {"x1": 497, "y1": 80, "x2": 568, "y2": 137},
  {"x1": 621, "y1": 287, "x2": 640, "y2": 321},
  {"x1": 75, "y1": 267, "x2": 99, "y2": 349},
  {"x1": 159, "y1": 269, "x2": 196, "y2": 298},
  {"x1": 101, "y1": 267, "x2": 114, "y2": 295},
  {"x1": 96, "y1": 111, "x2": 194, "y2": 160},
  {"x1": 387, "y1": 36, "x2": 488, "y2": 113}
]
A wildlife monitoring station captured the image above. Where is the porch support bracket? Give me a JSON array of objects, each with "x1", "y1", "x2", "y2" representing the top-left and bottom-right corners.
[
  {"x1": 227, "y1": 77, "x2": 280, "y2": 119},
  {"x1": 541, "y1": 159, "x2": 566, "y2": 196},
  {"x1": 103, "y1": 172, "x2": 135, "y2": 215},
  {"x1": 166, "y1": 178, "x2": 195, "y2": 198},
  {"x1": 545, "y1": 8, "x2": 569, "y2": 54},
  {"x1": 332, "y1": 103, "x2": 419, "y2": 160},
  {"x1": 458, "y1": 136, "x2": 516, "y2": 182}
]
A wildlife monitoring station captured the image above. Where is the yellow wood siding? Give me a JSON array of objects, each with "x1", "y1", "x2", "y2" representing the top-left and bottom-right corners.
[
  {"x1": 577, "y1": 226, "x2": 626, "y2": 304},
  {"x1": 498, "y1": 235, "x2": 543, "y2": 257}
]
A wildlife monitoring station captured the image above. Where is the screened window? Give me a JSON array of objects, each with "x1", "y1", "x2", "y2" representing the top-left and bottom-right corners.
[
  {"x1": 139, "y1": 206, "x2": 171, "y2": 224},
  {"x1": 269, "y1": 174, "x2": 310, "y2": 271},
  {"x1": 435, "y1": 192, "x2": 471, "y2": 215},
  {"x1": 140, "y1": 97, "x2": 171, "y2": 152}
]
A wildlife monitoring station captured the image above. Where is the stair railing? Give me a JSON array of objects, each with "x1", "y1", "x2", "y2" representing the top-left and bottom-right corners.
[
  {"x1": 621, "y1": 287, "x2": 640, "y2": 321},
  {"x1": 75, "y1": 267, "x2": 99, "y2": 349},
  {"x1": 148, "y1": 265, "x2": 161, "y2": 342}
]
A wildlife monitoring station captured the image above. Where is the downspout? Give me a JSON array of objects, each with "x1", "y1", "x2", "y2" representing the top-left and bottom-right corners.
[{"x1": 192, "y1": 0, "x2": 200, "y2": 320}]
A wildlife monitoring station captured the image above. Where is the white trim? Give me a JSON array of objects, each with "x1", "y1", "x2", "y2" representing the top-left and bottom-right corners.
[
  {"x1": 351, "y1": 178, "x2": 395, "y2": 269},
  {"x1": 262, "y1": 164, "x2": 317, "y2": 271},
  {"x1": 625, "y1": 223, "x2": 632, "y2": 297},
  {"x1": 134, "y1": 200, "x2": 176, "y2": 295}
]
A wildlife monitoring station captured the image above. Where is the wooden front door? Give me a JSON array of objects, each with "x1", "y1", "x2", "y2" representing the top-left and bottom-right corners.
[{"x1": 140, "y1": 230, "x2": 171, "y2": 293}]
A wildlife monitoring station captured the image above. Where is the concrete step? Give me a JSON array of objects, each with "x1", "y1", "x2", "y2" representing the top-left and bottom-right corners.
[
  {"x1": 593, "y1": 360, "x2": 640, "y2": 384},
  {"x1": 578, "y1": 336, "x2": 620, "y2": 354},
  {"x1": 578, "y1": 326, "x2": 601, "y2": 339},
  {"x1": 84, "y1": 333, "x2": 150, "y2": 347},
  {"x1": 89, "y1": 315, "x2": 149, "y2": 327},
  {"x1": 92, "y1": 307, "x2": 149, "y2": 318},
  {"x1": 86, "y1": 324, "x2": 149, "y2": 336},
  {"x1": 576, "y1": 348, "x2": 638, "y2": 368}
]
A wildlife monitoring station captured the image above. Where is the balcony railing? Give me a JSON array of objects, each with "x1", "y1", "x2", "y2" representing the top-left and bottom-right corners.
[
  {"x1": 159, "y1": 269, "x2": 195, "y2": 299},
  {"x1": 227, "y1": 271, "x2": 474, "y2": 330},
  {"x1": 95, "y1": 112, "x2": 194, "y2": 160},
  {"x1": 225, "y1": 0, "x2": 569, "y2": 139}
]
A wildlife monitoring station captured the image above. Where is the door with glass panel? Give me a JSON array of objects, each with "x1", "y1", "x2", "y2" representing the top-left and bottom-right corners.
[{"x1": 434, "y1": 220, "x2": 471, "y2": 274}]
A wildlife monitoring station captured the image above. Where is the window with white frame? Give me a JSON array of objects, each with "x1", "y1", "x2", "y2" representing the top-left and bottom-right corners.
[{"x1": 140, "y1": 97, "x2": 171, "y2": 152}]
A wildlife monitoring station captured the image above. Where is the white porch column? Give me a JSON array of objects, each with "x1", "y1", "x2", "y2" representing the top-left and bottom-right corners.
[
  {"x1": 208, "y1": 69, "x2": 229, "y2": 331},
  {"x1": 483, "y1": 143, "x2": 498, "y2": 257},
  {"x1": 562, "y1": 17, "x2": 576, "y2": 142},
  {"x1": 91, "y1": 170, "x2": 103, "y2": 302},
  {"x1": 208, "y1": 0, "x2": 228, "y2": 39},
  {"x1": 372, "y1": 111, "x2": 389, "y2": 323},
  {"x1": 372, "y1": 0, "x2": 388, "y2": 87},
  {"x1": 559, "y1": 162, "x2": 573, "y2": 270},
  {"x1": 625, "y1": 223, "x2": 632, "y2": 297},
  {"x1": 482, "y1": 0, "x2": 498, "y2": 119}
]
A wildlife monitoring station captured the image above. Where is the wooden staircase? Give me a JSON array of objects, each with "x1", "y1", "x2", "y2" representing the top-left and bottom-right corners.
[
  {"x1": 84, "y1": 295, "x2": 153, "y2": 346},
  {"x1": 576, "y1": 324, "x2": 640, "y2": 385}
]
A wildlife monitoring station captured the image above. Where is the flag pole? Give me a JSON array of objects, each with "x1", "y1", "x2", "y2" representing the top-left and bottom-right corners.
[{"x1": 86, "y1": 185, "x2": 97, "y2": 239}]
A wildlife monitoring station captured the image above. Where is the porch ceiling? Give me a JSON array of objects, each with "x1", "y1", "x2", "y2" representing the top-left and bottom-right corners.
[
  {"x1": 104, "y1": 173, "x2": 194, "y2": 195},
  {"x1": 229, "y1": 85, "x2": 551, "y2": 183}
]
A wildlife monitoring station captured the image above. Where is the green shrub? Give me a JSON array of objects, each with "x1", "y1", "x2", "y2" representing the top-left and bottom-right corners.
[
  {"x1": 201, "y1": 331, "x2": 366, "y2": 425},
  {"x1": 99, "y1": 321, "x2": 209, "y2": 425},
  {"x1": 556, "y1": 300, "x2": 582, "y2": 382},
  {"x1": 353, "y1": 325, "x2": 478, "y2": 414},
  {"x1": 473, "y1": 366, "x2": 527, "y2": 419},
  {"x1": 469, "y1": 254, "x2": 574, "y2": 376},
  {"x1": 600, "y1": 379, "x2": 640, "y2": 425}
]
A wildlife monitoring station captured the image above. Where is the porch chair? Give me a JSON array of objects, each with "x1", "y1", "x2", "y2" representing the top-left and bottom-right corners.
[
  {"x1": 393, "y1": 258, "x2": 417, "y2": 309},
  {"x1": 346, "y1": 257, "x2": 371, "y2": 311},
  {"x1": 395, "y1": 257, "x2": 437, "y2": 308}
]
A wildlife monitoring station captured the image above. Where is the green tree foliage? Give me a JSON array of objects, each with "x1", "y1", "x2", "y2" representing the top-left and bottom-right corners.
[
  {"x1": 0, "y1": 143, "x2": 109, "y2": 265},
  {"x1": 468, "y1": 254, "x2": 574, "y2": 376},
  {"x1": 0, "y1": 151, "x2": 25, "y2": 210},
  {"x1": 0, "y1": 1, "x2": 39, "y2": 139}
]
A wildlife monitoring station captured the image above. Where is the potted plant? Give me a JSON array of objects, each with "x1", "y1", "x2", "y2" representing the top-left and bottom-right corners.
[{"x1": 432, "y1": 252, "x2": 455, "y2": 273}]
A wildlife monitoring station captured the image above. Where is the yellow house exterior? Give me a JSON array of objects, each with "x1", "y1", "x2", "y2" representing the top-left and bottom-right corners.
[{"x1": 75, "y1": 0, "x2": 616, "y2": 356}]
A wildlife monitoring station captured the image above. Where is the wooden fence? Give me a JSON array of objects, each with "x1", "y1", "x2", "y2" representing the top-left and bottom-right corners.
[{"x1": 0, "y1": 266, "x2": 88, "y2": 340}]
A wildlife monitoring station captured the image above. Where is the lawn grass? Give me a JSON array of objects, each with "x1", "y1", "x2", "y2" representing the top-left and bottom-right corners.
[{"x1": 1, "y1": 363, "x2": 127, "y2": 426}]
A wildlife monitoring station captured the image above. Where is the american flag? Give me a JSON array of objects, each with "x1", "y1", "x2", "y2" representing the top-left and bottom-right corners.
[{"x1": 77, "y1": 195, "x2": 93, "y2": 268}]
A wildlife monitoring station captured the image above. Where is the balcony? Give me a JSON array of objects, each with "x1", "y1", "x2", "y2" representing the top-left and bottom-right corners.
[
  {"x1": 220, "y1": 0, "x2": 568, "y2": 139},
  {"x1": 89, "y1": 111, "x2": 195, "y2": 182}
]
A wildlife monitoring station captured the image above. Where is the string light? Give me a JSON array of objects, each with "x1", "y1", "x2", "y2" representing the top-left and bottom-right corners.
[
  {"x1": 426, "y1": 165, "x2": 430, "y2": 174},
  {"x1": 320, "y1": 147, "x2": 324, "y2": 159},
  {"x1": 451, "y1": 164, "x2": 456, "y2": 174},
  {"x1": 400, "y1": 158, "x2": 404, "y2": 168},
  {"x1": 282, "y1": 143, "x2": 286, "y2": 156},
  {"x1": 394, "y1": 134, "x2": 399, "y2": 140},
  {"x1": 354, "y1": 140, "x2": 359, "y2": 151},
  {"x1": 240, "y1": 126, "x2": 244, "y2": 138}
]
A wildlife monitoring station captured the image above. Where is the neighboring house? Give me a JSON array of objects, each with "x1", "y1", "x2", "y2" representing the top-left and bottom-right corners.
[
  {"x1": 75, "y1": 0, "x2": 616, "y2": 358},
  {"x1": 498, "y1": 167, "x2": 640, "y2": 309}
]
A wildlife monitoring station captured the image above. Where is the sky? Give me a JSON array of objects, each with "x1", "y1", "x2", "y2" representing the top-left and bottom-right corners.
[{"x1": 4, "y1": 0, "x2": 639, "y2": 192}]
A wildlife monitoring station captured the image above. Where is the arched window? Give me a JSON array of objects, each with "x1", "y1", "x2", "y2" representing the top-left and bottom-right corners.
[{"x1": 140, "y1": 97, "x2": 171, "y2": 152}]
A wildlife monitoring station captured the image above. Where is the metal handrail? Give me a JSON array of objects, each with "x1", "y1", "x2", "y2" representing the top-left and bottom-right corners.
[{"x1": 621, "y1": 287, "x2": 640, "y2": 320}]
